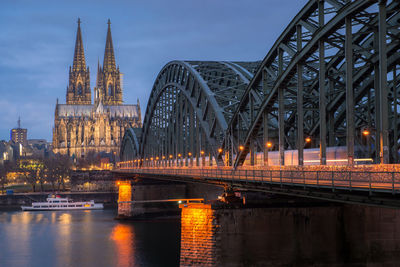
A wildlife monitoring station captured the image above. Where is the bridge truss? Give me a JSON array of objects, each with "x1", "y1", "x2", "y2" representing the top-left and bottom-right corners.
[{"x1": 121, "y1": 0, "x2": 400, "y2": 168}]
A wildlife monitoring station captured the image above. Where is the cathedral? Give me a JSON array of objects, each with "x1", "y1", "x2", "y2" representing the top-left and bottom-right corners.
[{"x1": 52, "y1": 19, "x2": 142, "y2": 159}]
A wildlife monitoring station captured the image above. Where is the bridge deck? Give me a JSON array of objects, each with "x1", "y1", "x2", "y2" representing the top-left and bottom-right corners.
[{"x1": 116, "y1": 166, "x2": 400, "y2": 195}]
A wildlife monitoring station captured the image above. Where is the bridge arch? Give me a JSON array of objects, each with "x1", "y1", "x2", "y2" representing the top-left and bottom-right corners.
[
  {"x1": 120, "y1": 128, "x2": 140, "y2": 162},
  {"x1": 225, "y1": 0, "x2": 400, "y2": 167},
  {"x1": 139, "y1": 60, "x2": 258, "y2": 166}
]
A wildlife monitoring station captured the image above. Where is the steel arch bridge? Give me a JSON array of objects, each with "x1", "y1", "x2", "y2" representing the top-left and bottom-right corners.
[{"x1": 120, "y1": 0, "x2": 400, "y2": 169}]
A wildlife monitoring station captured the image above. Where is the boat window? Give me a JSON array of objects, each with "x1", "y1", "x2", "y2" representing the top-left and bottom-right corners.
[
  {"x1": 42, "y1": 205, "x2": 48, "y2": 208},
  {"x1": 77, "y1": 205, "x2": 83, "y2": 207}
]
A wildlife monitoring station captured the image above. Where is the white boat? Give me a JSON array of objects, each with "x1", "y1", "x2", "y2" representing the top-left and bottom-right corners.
[{"x1": 21, "y1": 195, "x2": 104, "y2": 211}]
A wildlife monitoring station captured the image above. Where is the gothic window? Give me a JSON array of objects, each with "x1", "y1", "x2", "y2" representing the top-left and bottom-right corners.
[
  {"x1": 81, "y1": 125, "x2": 85, "y2": 145},
  {"x1": 108, "y1": 84, "x2": 113, "y2": 96},
  {"x1": 77, "y1": 83, "x2": 83, "y2": 95}
]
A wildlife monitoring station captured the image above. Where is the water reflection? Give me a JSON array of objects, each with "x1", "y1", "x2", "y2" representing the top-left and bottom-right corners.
[
  {"x1": 110, "y1": 224, "x2": 135, "y2": 267},
  {"x1": 0, "y1": 210, "x2": 180, "y2": 267}
]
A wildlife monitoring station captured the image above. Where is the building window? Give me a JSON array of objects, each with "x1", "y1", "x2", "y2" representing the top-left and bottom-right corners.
[
  {"x1": 77, "y1": 83, "x2": 83, "y2": 95},
  {"x1": 108, "y1": 84, "x2": 113, "y2": 96}
]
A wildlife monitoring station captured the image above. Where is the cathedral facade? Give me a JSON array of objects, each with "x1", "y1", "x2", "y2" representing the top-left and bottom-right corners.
[{"x1": 52, "y1": 19, "x2": 142, "y2": 158}]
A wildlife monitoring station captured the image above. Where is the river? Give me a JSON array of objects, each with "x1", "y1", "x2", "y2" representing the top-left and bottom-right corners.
[{"x1": 0, "y1": 210, "x2": 180, "y2": 267}]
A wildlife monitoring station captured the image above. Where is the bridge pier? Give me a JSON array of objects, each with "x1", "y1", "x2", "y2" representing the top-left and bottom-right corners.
[
  {"x1": 116, "y1": 178, "x2": 223, "y2": 219},
  {"x1": 180, "y1": 199, "x2": 400, "y2": 266}
]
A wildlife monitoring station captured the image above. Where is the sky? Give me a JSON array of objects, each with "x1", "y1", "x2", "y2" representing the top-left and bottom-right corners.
[{"x1": 0, "y1": 0, "x2": 308, "y2": 141}]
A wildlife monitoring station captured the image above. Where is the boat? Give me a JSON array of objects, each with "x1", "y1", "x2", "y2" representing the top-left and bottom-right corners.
[{"x1": 21, "y1": 195, "x2": 104, "y2": 211}]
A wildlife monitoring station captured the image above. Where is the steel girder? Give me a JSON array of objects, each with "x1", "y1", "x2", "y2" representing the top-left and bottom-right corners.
[
  {"x1": 139, "y1": 60, "x2": 258, "y2": 166},
  {"x1": 227, "y1": 0, "x2": 400, "y2": 168}
]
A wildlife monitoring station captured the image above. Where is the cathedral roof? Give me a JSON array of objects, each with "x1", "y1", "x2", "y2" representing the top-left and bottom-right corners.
[{"x1": 56, "y1": 104, "x2": 139, "y2": 118}]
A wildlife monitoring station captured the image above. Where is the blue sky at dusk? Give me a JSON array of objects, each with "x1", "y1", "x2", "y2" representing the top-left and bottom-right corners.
[{"x1": 0, "y1": 0, "x2": 307, "y2": 141}]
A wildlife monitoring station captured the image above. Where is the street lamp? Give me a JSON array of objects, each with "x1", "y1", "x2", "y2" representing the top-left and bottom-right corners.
[
  {"x1": 305, "y1": 137, "x2": 312, "y2": 143},
  {"x1": 239, "y1": 145, "x2": 244, "y2": 151},
  {"x1": 362, "y1": 129, "x2": 370, "y2": 136},
  {"x1": 218, "y1": 148, "x2": 223, "y2": 154},
  {"x1": 266, "y1": 142, "x2": 272, "y2": 148}
]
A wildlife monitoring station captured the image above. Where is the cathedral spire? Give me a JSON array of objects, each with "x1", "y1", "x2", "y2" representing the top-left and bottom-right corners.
[
  {"x1": 72, "y1": 18, "x2": 86, "y2": 72},
  {"x1": 66, "y1": 18, "x2": 91, "y2": 105},
  {"x1": 103, "y1": 19, "x2": 116, "y2": 72}
]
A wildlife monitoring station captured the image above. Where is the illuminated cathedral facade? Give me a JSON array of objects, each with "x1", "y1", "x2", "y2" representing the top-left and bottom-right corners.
[{"x1": 52, "y1": 19, "x2": 142, "y2": 158}]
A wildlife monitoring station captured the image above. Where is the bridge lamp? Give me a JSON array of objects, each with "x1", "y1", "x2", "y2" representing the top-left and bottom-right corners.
[
  {"x1": 178, "y1": 153, "x2": 182, "y2": 158},
  {"x1": 156, "y1": 157, "x2": 159, "y2": 160},
  {"x1": 200, "y1": 150, "x2": 205, "y2": 155},
  {"x1": 188, "y1": 152, "x2": 192, "y2": 157},
  {"x1": 266, "y1": 142, "x2": 273, "y2": 148},
  {"x1": 169, "y1": 155, "x2": 173, "y2": 159},
  {"x1": 305, "y1": 137, "x2": 312, "y2": 143},
  {"x1": 239, "y1": 145, "x2": 244, "y2": 151},
  {"x1": 362, "y1": 129, "x2": 370, "y2": 136},
  {"x1": 162, "y1": 156, "x2": 166, "y2": 159},
  {"x1": 150, "y1": 157, "x2": 154, "y2": 161},
  {"x1": 218, "y1": 148, "x2": 223, "y2": 154}
]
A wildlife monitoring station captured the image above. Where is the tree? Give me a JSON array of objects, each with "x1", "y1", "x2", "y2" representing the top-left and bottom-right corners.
[
  {"x1": 18, "y1": 157, "x2": 44, "y2": 192},
  {"x1": 45, "y1": 154, "x2": 72, "y2": 191}
]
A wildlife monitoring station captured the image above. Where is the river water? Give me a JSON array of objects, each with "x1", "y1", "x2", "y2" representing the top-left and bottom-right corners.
[
  {"x1": 2, "y1": 205, "x2": 400, "y2": 266},
  {"x1": 0, "y1": 210, "x2": 180, "y2": 267}
]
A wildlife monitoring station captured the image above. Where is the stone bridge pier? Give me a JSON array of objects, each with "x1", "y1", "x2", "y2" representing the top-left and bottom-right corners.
[{"x1": 116, "y1": 178, "x2": 224, "y2": 219}]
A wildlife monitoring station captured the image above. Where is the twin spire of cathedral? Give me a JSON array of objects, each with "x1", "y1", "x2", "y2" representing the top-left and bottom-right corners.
[{"x1": 67, "y1": 18, "x2": 122, "y2": 106}]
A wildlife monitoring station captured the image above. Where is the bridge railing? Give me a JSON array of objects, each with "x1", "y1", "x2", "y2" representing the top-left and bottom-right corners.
[{"x1": 116, "y1": 165, "x2": 400, "y2": 195}]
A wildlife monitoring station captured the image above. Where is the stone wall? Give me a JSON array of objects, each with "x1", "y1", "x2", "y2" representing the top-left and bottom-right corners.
[
  {"x1": 180, "y1": 203, "x2": 219, "y2": 266},
  {"x1": 180, "y1": 203, "x2": 400, "y2": 266}
]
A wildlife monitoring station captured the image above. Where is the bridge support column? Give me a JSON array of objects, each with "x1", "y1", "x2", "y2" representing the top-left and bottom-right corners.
[
  {"x1": 278, "y1": 48, "x2": 285, "y2": 166},
  {"x1": 117, "y1": 181, "x2": 133, "y2": 218},
  {"x1": 263, "y1": 110, "x2": 269, "y2": 166},
  {"x1": 345, "y1": 10, "x2": 354, "y2": 166},
  {"x1": 394, "y1": 68, "x2": 398, "y2": 163},
  {"x1": 297, "y1": 24, "x2": 304, "y2": 166},
  {"x1": 318, "y1": 0, "x2": 327, "y2": 165},
  {"x1": 379, "y1": 0, "x2": 389, "y2": 164}
]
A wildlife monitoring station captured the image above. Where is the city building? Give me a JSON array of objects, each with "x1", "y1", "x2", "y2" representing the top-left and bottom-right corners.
[
  {"x1": 52, "y1": 19, "x2": 142, "y2": 159},
  {"x1": 0, "y1": 141, "x2": 14, "y2": 165},
  {"x1": 10, "y1": 117, "x2": 27, "y2": 146}
]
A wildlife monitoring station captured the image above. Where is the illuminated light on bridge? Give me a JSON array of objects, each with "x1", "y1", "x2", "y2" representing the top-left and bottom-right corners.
[
  {"x1": 362, "y1": 129, "x2": 371, "y2": 136},
  {"x1": 266, "y1": 142, "x2": 273, "y2": 148},
  {"x1": 305, "y1": 137, "x2": 312, "y2": 143}
]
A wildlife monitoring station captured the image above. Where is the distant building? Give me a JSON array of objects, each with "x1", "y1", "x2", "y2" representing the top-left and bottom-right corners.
[
  {"x1": 52, "y1": 19, "x2": 142, "y2": 159},
  {"x1": 10, "y1": 117, "x2": 27, "y2": 146},
  {"x1": 0, "y1": 141, "x2": 14, "y2": 165}
]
